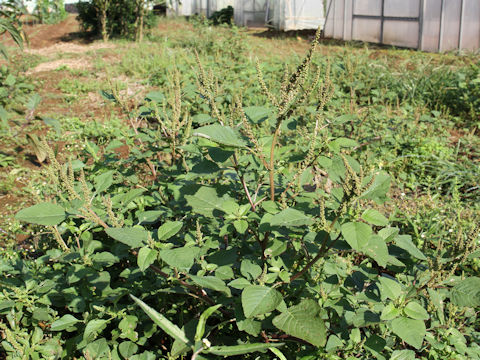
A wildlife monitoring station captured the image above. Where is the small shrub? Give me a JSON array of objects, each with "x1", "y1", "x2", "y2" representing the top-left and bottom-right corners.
[
  {"x1": 35, "y1": 0, "x2": 67, "y2": 24},
  {"x1": 76, "y1": 0, "x2": 158, "y2": 40},
  {"x1": 209, "y1": 5, "x2": 234, "y2": 25}
]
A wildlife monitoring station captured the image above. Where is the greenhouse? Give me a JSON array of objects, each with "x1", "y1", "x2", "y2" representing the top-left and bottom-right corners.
[
  {"x1": 266, "y1": 0, "x2": 325, "y2": 31},
  {"x1": 233, "y1": 0, "x2": 267, "y2": 27},
  {"x1": 169, "y1": 0, "x2": 234, "y2": 17},
  {"x1": 168, "y1": 0, "x2": 326, "y2": 31},
  {"x1": 324, "y1": 0, "x2": 480, "y2": 52}
]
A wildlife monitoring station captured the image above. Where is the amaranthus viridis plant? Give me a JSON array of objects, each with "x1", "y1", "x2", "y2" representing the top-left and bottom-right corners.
[
  {"x1": 193, "y1": 27, "x2": 379, "y2": 266},
  {"x1": 195, "y1": 27, "x2": 333, "y2": 203}
]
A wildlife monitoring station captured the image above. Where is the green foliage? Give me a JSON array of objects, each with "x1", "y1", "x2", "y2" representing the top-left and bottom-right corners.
[
  {"x1": 3, "y1": 19, "x2": 480, "y2": 360},
  {"x1": 0, "y1": 0, "x2": 26, "y2": 59},
  {"x1": 76, "y1": 0, "x2": 158, "y2": 39},
  {"x1": 35, "y1": 0, "x2": 67, "y2": 24},
  {"x1": 209, "y1": 6, "x2": 234, "y2": 26}
]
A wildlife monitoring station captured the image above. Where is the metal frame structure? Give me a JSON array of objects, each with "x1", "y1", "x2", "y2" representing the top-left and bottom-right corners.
[
  {"x1": 351, "y1": 0, "x2": 422, "y2": 47},
  {"x1": 324, "y1": 0, "x2": 480, "y2": 52},
  {"x1": 234, "y1": 0, "x2": 268, "y2": 27},
  {"x1": 265, "y1": 0, "x2": 325, "y2": 31}
]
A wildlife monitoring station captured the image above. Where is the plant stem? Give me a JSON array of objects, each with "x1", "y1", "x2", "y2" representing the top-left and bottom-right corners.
[
  {"x1": 232, "y1": 153, "x2": 256, "y2": 211},
  {"x1": 269, "y1": 127, "x2": 280, "y2": 201},
  {"x1": 289, "y1": 215, "x2": 340, "y2": 282}
]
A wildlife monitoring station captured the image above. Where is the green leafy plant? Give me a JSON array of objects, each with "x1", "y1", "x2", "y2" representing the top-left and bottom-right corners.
[
  {"x1": 77, "y1": 0, "x2": 158, "y2": 41},
  {"x1": 3, "y1": 20, "x2": 480, "y2": 360},
  {"x1": 35, "y1": 0, "x2": 67, "y2": 24},
  {"x1": 0, "y1": 0, "x2": 26, "y2": 59}
]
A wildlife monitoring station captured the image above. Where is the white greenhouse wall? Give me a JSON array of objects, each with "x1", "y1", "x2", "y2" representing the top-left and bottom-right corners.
[
  {"x1": 267, "y1": 0, "x2": 325, "y2": 31},
  {"x1": 324, "y1": 0, "x2": 480, "y2": 52},
  {"x1": 169, "y1": 0, "x2": 234, "y2": 17},
  {"x1": 234, "y1": 0, "x2": 268, "y2": 27}
]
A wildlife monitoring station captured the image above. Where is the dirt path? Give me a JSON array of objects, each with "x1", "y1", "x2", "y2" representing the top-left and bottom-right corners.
[
  {"x1": 0, "y1": 16, "x2": 118, "y2": 245},
  {"x1": 22, "y1": 15, "x2": 83, "y2": 48}
]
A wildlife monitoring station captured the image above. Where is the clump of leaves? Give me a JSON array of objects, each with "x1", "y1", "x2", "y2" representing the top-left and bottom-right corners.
[{"x1": 7, "y1": 27, "x2": 480, "y2": 360}]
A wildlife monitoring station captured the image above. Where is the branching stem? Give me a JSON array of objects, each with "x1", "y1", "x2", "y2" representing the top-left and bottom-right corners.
[{"x1": 269, "y1": 127, "x2": 281, "y2": 200}]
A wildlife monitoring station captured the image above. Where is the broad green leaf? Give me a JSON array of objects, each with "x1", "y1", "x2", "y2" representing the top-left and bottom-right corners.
[
  {"x1": 206, "y1": 343, "x2": 284, "y2": 356},
  {"x1": 15, "y1": 202, "x2": 66, "y2": 226},
  {"x1": 170, "y1": 319, "x2": 198, "y2": 357},
  {"x1": 42, "y1": 116, "x2": 62, "y2": 135},
  {"x1": 159, "y1": 247, "x2": 198, "y2": 270},
  {"x1": 130, "y1": 295, "x2": 192, "y2": 346},
  {"x1": 237, "y1": 318, "x2": 262, "y2": 336},
  {"x1": 241, "y1": 285, "x2": 282, "y2": 318},
  {"x1": 244, "y1": 106, "x2": 271, "y2": 124},
  {"x1": 92, "y1": 252, "x2": 119, "y2": 268},
  {"x1": 269, "y1": 208, "x2": 313, "y2": 227},
  {"x1": 240, "y1": 259, "x2": 262, "y2": 281},
  {"x1": 379, "y1": 276, "x2": 402, "y2": 300},
  {"x1": 83, "y1": 319, "x2": 108, "y2": 341},
  {"x1": 221, "y1": 199, "x2": 239, "y2": 214},
  {"x1": 187, "y1": 160, "x2": 221, "y2": 181},
  {"x1": 404, "y1": 301, "x2": 429, "y2": 320},
  {"x1": 195, "y1": 305, "x2": 222, "y2": 341},
  {"x1": 50, "y1": 314, "x2": 81, "y2": 331},
  {"x1": 185, "y1": 187, "x2": 228, "y2": 217},
  {"x1": 450, "y1": 277, "x2": 480, "y2": 307},
  {"x1": 361, "y1": 172, "x2": 390, "y2": 204},
  {"x1": 84, "y1": 338, "x2": 109, "y2": 358},
  {"x1": 341, "y1": 222, "x2": 372, "y2": 250},
  {"x1": 394, "y1": 235, "x2": 427, "y2": 260},
  {"x1": 325, "y1": 335, "x2": 344, "y2": 352},
  {"x1": 272, "y1": 299, "x2": 326, "y2": 347},
  {"x1": 137, "y1": 247, "x2": 158, "y2": 272},
  {"x1": 157, "y1": 221, "x2": 183, "y2": 241},
  {"x1": 228, "y1": 278, "x2": 251, "y2": 290},
  {"x1": 119, "y1": 188, "x2": 146, "y2": 207},
  {"x1": 118, "y1": 315, "x2": 138, "y2": 342},
  {"x1": 137, "y1": 210, "x2": 165, "y2": 225},
  {"x1": 192, "y1": 113, "x2": 213, "y2": 124},
  {"x1": 391, "y1": 317, "x2": 426, "y2": 349},
  {"x1": 119, "y1": 341, "x2": 138, "y2": 358},
  {"x1": 215, "y1": 265, "x2": 234, "y2": 280},
  {"x1": 380, "y1": 303, "x2": 400, "y2": 321},
  {"x1": 362, "y1": 235, "x2": 389, "y2": 267},
  {"x1": 145, "y1": 91, "x2": 165, "y2": 103},
  {"x1": 328, "y1": 137, "x2": 358, "y2": 153},
  {"x1": 94, "y1": 171, "x2": 114, "y2": 193},
  {"x1": 428, "y1": 289, "x2": 445, "y2": 324},
  {"x1": 233, "y1": 220, "x2": 248, "y2": 234},
  {"x1": 361, "y1": 209, "x2": 388, "y2": 226},
  {"x1": 193, "y1": 124, "x2": 246, "y2": 148},
  {"x1": 262, "y1": 201, "x2": 281, "y2": 214},
  {"x1": 364, "y1": 334, "x2": 386, "y2": 356},
  {"x1": 391, "y1": 350, "x2": 415, "y2": 360},
  {"x1": 379, "y1": 227, "x2": 400, "y2": 242},
  {"x1": 189, "y1": 275, "x2": 231, "y2": 296},
  {"x1": 0, "y1": 301, "x2": 15, "y2": 311},
  {"x1": 106, "y1": 227, "x2": 149, "y2": 248},
  {"x1": 352, "y1": 309, "x2": 380, "y2": 327},
  {"x1": 207, "y1": 147, "x2": 234, "y2": 162}
]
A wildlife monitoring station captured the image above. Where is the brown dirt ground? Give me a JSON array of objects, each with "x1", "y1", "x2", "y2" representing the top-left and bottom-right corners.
[{"x1": 0, "y1": 16, "x2": 119, "y2": 244}]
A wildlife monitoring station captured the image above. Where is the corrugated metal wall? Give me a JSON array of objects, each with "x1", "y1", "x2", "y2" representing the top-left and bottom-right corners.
[
  {"x1": 324, "y1": 0, "x2": 480, "y2": 52},
  {"x1": 234, "y1": 0, "x2": 268, "y2": 27},
  {"x1": 267, "y1": 0, "x2": 325, "y2": 31},
  {"x1": 170, "y1": 0, "x2": 234, "y2": 17}
]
